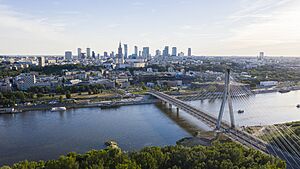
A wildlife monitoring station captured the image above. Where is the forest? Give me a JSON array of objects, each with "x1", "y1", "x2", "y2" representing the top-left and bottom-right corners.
[{"x1": 0, "y1": 142, "x2": 285, "y2": 169}]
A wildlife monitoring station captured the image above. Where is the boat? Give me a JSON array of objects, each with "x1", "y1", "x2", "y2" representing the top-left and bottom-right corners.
[
  {"x1": 278, "y1": 89, "x2": 291, "y2": 93},
  {"x1": 51, "y1": 107, "x2": 67, "y2": 112},
  {"x1": 238, "y1": 110, "x2": 244, "y2": 114},
  {"x1": 0, "y1": 108, "x2": 22, "y2": 114}
]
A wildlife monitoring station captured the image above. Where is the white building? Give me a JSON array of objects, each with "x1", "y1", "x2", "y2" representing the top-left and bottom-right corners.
[{"x1": 15, "y1": 73, "x2": 36, "y2": 90}]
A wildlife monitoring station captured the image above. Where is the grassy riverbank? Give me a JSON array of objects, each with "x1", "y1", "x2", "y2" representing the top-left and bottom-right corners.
[{"x1": 0, "y1": 141, "x2": 285, "y2": 169}]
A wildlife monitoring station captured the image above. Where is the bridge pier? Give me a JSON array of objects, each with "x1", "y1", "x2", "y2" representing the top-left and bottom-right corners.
[
  {"x1": 176, "y1": 107, "x2": 179, "y2": 117},
  {"x1": 169, "y1": 103, "x2": 172, "y2": 109}
]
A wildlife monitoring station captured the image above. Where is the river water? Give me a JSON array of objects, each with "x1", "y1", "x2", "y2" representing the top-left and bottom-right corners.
[
  {"x1": 1, "y1": 90, "x2": 300, "y2": 165},
  {"x1": 188, "y1": 90, "x2": 300, "y2": 126},
  {"x1": 0, "y1": 104, "x2": 196, "y2": 165}
]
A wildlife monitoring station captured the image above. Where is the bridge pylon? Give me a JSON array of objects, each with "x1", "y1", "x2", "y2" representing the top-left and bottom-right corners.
[{"x1": 216, "y1": 69, "x2": 235, "y2": 130}]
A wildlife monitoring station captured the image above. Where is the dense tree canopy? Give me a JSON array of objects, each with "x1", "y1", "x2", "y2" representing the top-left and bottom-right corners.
[{"x1": 0, "y1": 142, "x2": 285, "y2": 169}]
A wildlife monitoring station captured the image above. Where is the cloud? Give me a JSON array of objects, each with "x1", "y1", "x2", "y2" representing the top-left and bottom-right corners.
[
  {"x1": 220, "y1": 0, "x2": 300, "y2": 55},
  {"x1": 0, "y1": 3, "x2": 69, "y2": 54}
]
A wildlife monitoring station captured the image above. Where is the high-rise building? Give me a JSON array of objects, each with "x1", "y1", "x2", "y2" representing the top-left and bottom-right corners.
[
  {"x1": 92, "y1": 51, "x2": 96, "y2": 59},
  {"x1": 142, "y1": 47, "x2": 150, "y2": 59},
  {"x1": 134, "y1": 46, "x2": 138, "y2": 56},
  {"x1": 124, "y1": 44, "x2": 128, "y2": 59},
  {"x1": 259, "y1": 52, "x2": 264, "y2": 60},
  {"x1": 139, "y1": 51, "x2": 142, "y2": 57},
  {"x1": 104, "y1": 52, "x2": 108, "y2": 58},
  {"x1": 188, "y1": 48, "x2": 192, "y2": 56},
  {"x1": 86, "y1": 48, "x2": 91, "y2": 58},
  {"x1": 65, "y1": 51, "x2": 73, "y2": 61},
  {"x1": 118, "y1": 42, "x2": 124, "y2": 64},
  {"x1": 155, "y1": 50, "x2": 161, "y2": 57},
  {"x1": 163, "y1": 46, "x2": 169, "y2": 56},
  {"x1": 172, "y1": 47, "x2": 177, "y2": 56},
  {"x1": 38, "y1": 56, "x2": 45, "y2": 67},
  {"x1": 77, "y1": 48, "x2": 82, "y2": 60}
]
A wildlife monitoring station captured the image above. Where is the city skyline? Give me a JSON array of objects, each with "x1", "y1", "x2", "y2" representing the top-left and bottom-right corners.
[{"x1": 1, "y1": 0, "x2": 300, "y2": 56}]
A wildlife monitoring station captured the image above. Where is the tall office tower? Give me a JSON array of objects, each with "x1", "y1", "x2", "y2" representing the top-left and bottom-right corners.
[
  {"x1": 118, "y1": 42, "x2": 124, "y2": 64},
  {"x1": 134, "y1": 46, "x2": 138, "y2": 56},
  {"x1": 124, "y1": 44, "x2": 128, "y2": 59},
  {"x1": 259, "y1": 52, "x2": 264, "y2": 60},
  {"x1": 65, "y1": 51, "x2": 73, "y2": 61},
  {"x1": 104, "y1": 52, "x2": 108, "y2": 58},
  {"x1": 188, "y1": 48, "x2": 192, "y2": 56},
  {"x1": 142, "y1": 47, "x2": 150, "y2": 59},
  {"x1": 77, "y1": 48, "x2": 82, "y2": 60},
  {"x1": 155, "y1": 50, "x2": 161, "y2": 57},
  {"x1": 172, "y1": 47, "x2": 177, "y2": 56},
  {"x1": 86, "y1": 48, "x2": 91, "y2": 58},
  {"x1": 38, "y1": 56, "x2": 45, "y2": 67},
  {"x1": 139, "y1": 51, "x2": 142, "y2": 57},
  {"x1": 163, "y1": 46, "x2": 169, "y2": 56},
  {"x1": 92, "y1": 51, "x2": 96, "y2": 59}
]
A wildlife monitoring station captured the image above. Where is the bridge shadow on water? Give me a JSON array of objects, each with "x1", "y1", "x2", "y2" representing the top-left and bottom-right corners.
[{"x1": 154, "y1": 102, "x2": 211, "y2": 137}]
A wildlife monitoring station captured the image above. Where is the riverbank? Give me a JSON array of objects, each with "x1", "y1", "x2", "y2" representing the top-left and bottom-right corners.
[{"x1": 3, "y1": 98, "x2": 159, "y2": 113}]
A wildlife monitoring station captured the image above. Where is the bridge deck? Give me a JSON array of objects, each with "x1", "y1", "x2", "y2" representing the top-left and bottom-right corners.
[{"x1": 148, "y1": 91, "x2": 268, "y2": 153}]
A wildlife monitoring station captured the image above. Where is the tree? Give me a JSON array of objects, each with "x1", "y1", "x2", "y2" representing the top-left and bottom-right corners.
[
  {"x1": 66, "y1": 91, "x2": 71, "y2": 99},
  {"x1": 37, "y1": 93, "x2": 43, "y2": 98},
  {"x1": 59, "y1": 96, "x2": 63, "y2": 103}
]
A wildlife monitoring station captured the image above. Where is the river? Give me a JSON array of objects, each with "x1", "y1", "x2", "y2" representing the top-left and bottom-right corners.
[
  {"x1": 0, "y1": 104, "x2": 196, "y2": 165},
  {"x1": 1, "y1": 90, "x2": 300, "y2": 165}
]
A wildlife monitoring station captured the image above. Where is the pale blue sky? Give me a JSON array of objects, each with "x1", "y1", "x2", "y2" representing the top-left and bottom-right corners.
[{"x1": 0, "y1": 0, "x2": 299, "y2": 56}]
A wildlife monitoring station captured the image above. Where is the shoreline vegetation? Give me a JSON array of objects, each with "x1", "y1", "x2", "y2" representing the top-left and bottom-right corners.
[{"x1": 0, "y1": 138, "x2": 285, "y2": 169}]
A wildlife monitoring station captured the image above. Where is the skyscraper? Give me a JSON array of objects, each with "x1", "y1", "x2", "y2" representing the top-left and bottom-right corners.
[
  {"x1": 172, "y1": 47, "x2": 177, "y2": 56},
  {"x1": 188, "y1": 48, "x2": 192, "y2": 56},
  {"x1": 134, "y1": 46, "x2": 138, "y2": 56},
  {"x1": 92, "y1": 51, "x2": 96, "y2": 59},
  {"x1": 124, "y1": 44, "x2": 128, "y2": 59},
  {"x1": 118, "y1": 42, "x2": 124, "y2": 64},
  {"x1": 142, "y1": 47, "x2": 150, "y2": 59},
  {"x1": 77, "y1": 48, "x2": 82, "y2": 60},
  {"x1": 86, "y1": 48, "x2": 91, "y2": 58},
  {"x1": 65, "y1": 51, "x2": 73, "y2": 61},
  {"x1": 163, "y1": 46, "x2": 169, "y2": 56}
]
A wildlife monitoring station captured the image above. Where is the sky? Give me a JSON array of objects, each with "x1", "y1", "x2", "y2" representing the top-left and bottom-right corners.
[{"x1": 0, "y1": 0, "x2": 300, "y2": 56}]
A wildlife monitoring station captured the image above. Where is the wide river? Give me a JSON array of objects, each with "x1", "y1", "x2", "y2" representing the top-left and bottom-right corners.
[{"x1": 1, "y1": 90, "x2": 300, "y2": 165}]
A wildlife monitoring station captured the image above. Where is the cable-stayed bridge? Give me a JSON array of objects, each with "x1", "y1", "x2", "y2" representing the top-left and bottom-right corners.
[{"x1": 148, "y1": 69, "x2": 300, "y2": 169}]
